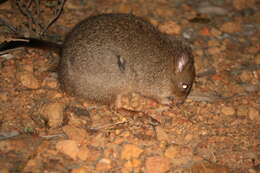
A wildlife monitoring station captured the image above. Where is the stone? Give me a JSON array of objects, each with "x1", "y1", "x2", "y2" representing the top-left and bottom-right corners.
[
  {"x1": 221, "y1": 106, "x2": 236, "y2": 116},
  {"x1": 56, "y1": 140, "x2": 79, "y2": 160},
  {"x1": 159, "y1": 21, "x2": 181, "y2": 35},
  {"x1": 121, "y1": 144, "x2": 143, "y2": 160},
  {"x1": 145, "y1": 156, "x2": 170, "y2": 173},
  {"x1": 16, "y1": 71, "x2": 40, "y2": 89},
  {"x1": 41, "y1": 102, "x2": 65, "y2": 128}
]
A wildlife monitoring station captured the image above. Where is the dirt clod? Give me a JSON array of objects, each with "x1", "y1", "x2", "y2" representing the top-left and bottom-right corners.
[
  {"x1": 121, "y1": 144, "x2": 143, "y2": 160},
  {"x1": 145, "y1": 156, "x2": 170, "y2": 173},
  {"x1": 16, "y1": 71, "x2": 40, "y2": 89},
  {"x1": 56, "y1": 140, "x2": 79, "y2": 160},
  {"x1": 41, "y1": 102, "x2": 65, "y2": 128}
]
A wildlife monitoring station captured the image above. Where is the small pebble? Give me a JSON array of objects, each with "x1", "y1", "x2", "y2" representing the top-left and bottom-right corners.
[
  {"x1": 96, "y1": 158, "x2": 112, "y2": 171},
  {"x1": 62, "y1": 125, "x2": 88, "y2": 143},
  {"x1": 208, "y1": 47, "x2": 222, "y2": 55},
  {"x1": 208, "y1": 40, "x2": 220, "y2": 47},
  {"x1": 237, "y1": 106, "x2": 248, "y2": 117},
  {"x1": 240, "y1": 71, "x2": 253, "y2": 82},
  {"x1": 42, "y1": 76, "x2": 59, "y2": 89},
  {"x1": 56, "y1": 140, "x2": 79, "y2": 160},
  {"x1": 164, "y1": 145, "x2": 193, "y2": 166},
  {"x1": 155, "y1": 126, "x2": 169, "y2": 142},
  {"x1": 159, "y1": 21, "x2": 181, "y2": 35},
  {"x1": 77, "y1": 147, "x2": 90, "y2": 161},
  {"x1": 121, "y1": 144, "x2": 143, "y2": 160},
  {"x1": 220, "y1": 22, "x2": 241, "y2": 33},
  {"x1": 248, "y1": 107, "x2": 259, "y2": 121},
  {"x1": 145, "y1": 156, "x2": 170, "y2": 173},
  {"x1": 16, "y1": 71, "x2": 40, "y2": 89},
  {"x1": 19, "y1": 64, "x2": 33, "y2": 72},
  {"x1": 41, "y1": 102, "x2": 65, "y2": 128},
  {"x1": 210, "y1": 28, "x2": 222, "y2": 37},
  {"x1": 124, "y1": 159, "x2": 141, "y2": 169},
  {"x1": 233, "y1": 0, "x2": 256, "y2": 10},
  {"x1": 0, "y1": 92, "x2": 8, "y2": 101},
  {"x1": 255, "y1": 54, "x2": 260, "y2": 64},
  {"x1": 221, "y1": 106, "x2": 236, "y2": 116}
]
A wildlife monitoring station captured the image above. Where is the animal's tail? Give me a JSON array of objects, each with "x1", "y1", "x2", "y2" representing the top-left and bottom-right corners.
[{"x1": 0, "y1": 37, "x2": 62, "y2": 55}]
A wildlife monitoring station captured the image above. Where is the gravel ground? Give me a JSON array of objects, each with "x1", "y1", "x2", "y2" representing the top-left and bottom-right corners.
[{"x1": 0, "y1": 0, "x2": 259, "y2": 172}]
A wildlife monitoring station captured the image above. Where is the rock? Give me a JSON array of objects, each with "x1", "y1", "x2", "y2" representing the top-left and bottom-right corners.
[
  {"x1": 77, "y1": 147, "x2": 90, "y2": 161},
  {"x1": 164, "y1": 145, "x2": 193, "y2": 166},
  {"x1": 20, "y1": 64, "x2": 33, "y2": 72},
  {"x1": 89, "y1": 133, "x2": 107, "y2": 147},
  {"x1": 210, "y1": 28, "x2": 222, "y2": 37},
  {"x1": 16, "y1": 71, "x2": 40, "y2": 89},
  {"x1": 96, "y1": 158, "x2": 112, "y2": 171},
  {"x1": 220, "y1": 22, "x2": 241, "y2": 33},
  {"x1": 184, "y1": 133, "x2": 194, "y2": 142},
  {"x1": 0, "y1": 91, "x2": 8, "y2": 101},
  {"x1": 248, "y1": 107, "x2": 260, "y2": 121},
  {"x1": 85, "y1": 148, "x2": 101, "y2": 162},
  {"x1": 255, "y1": 54, "x2": 260, "y2": 64},
  {"x1": 159, "y1": 21, "x2": 181, "y2": 35},
  {"x1": 165, "y1": 145, "x2": 180, "y2": 159},
  {"x1": 62, "y1": 125, "x2": 88, "y2": 143},
  {"x1": 237, "y1": 106, "x2": 248, "y2": 117},
  {"x1": 121, "y1": 144, "x2": 143, "y2": 160},
  {"x1": 56, "y1": 140, "x2": 79, "y2": 160},
  {"x1": 124, "y1": 159, "x2": 141, "y2": 169},
  {"x1": 41, "y1": 102, "x2": 65, "y2": 128},
  {"x1": 42, "y1": 76, "x2": 59, "y2": 89},
  {"x1": 240, "y1": 71, "x2": 253, "y2": 82},
  {"x1": 221, "y1": 106, "x2": 236, "y2": 116},
  {"x1": 116, "y1": 92, "x2": 156, "y2": 111},
  {"x1": 233, "y1": 0, "x2": 256, "y2": 10},
  {"x1": 208, "y1": 40, "x2": 220, "y2": 47},
  {"x1": 208, "y1": 47, "x2": 222, "y2": 55},
  {"x1": 155, "y1": 126, "x2": 169, "y2": 142},
  {"x1": 22, "y1": 159, "x2": 38, "y2": 172},
  {"x1": 71, "y1": 167, "x2": 90, "y2": 173},
  {"x1": 145, "y1": 156, "x2": 170, "y2": 173}
]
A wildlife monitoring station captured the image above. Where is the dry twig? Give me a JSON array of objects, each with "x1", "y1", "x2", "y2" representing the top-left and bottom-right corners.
[
  {"x1": 1, "y1": 0, "x2": 65, "y2": 37},
  {"x1": 41, "y1": 0, "x2": 65, "y2": 36}
]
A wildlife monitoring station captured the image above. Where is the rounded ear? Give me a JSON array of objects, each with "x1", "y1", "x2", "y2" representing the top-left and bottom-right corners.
[{"x1": 175, "y1": 54, "x2": 189, "y2": 73}]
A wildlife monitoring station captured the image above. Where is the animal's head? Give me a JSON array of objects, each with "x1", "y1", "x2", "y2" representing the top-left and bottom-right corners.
[{"x1": 169, "y1": 42, "x2": 195, "y2": 104}]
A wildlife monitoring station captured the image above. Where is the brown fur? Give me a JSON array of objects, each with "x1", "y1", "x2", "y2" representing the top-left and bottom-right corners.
[{"x1": 58, "y1": 13, "x2": 195, "y2": 105}]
